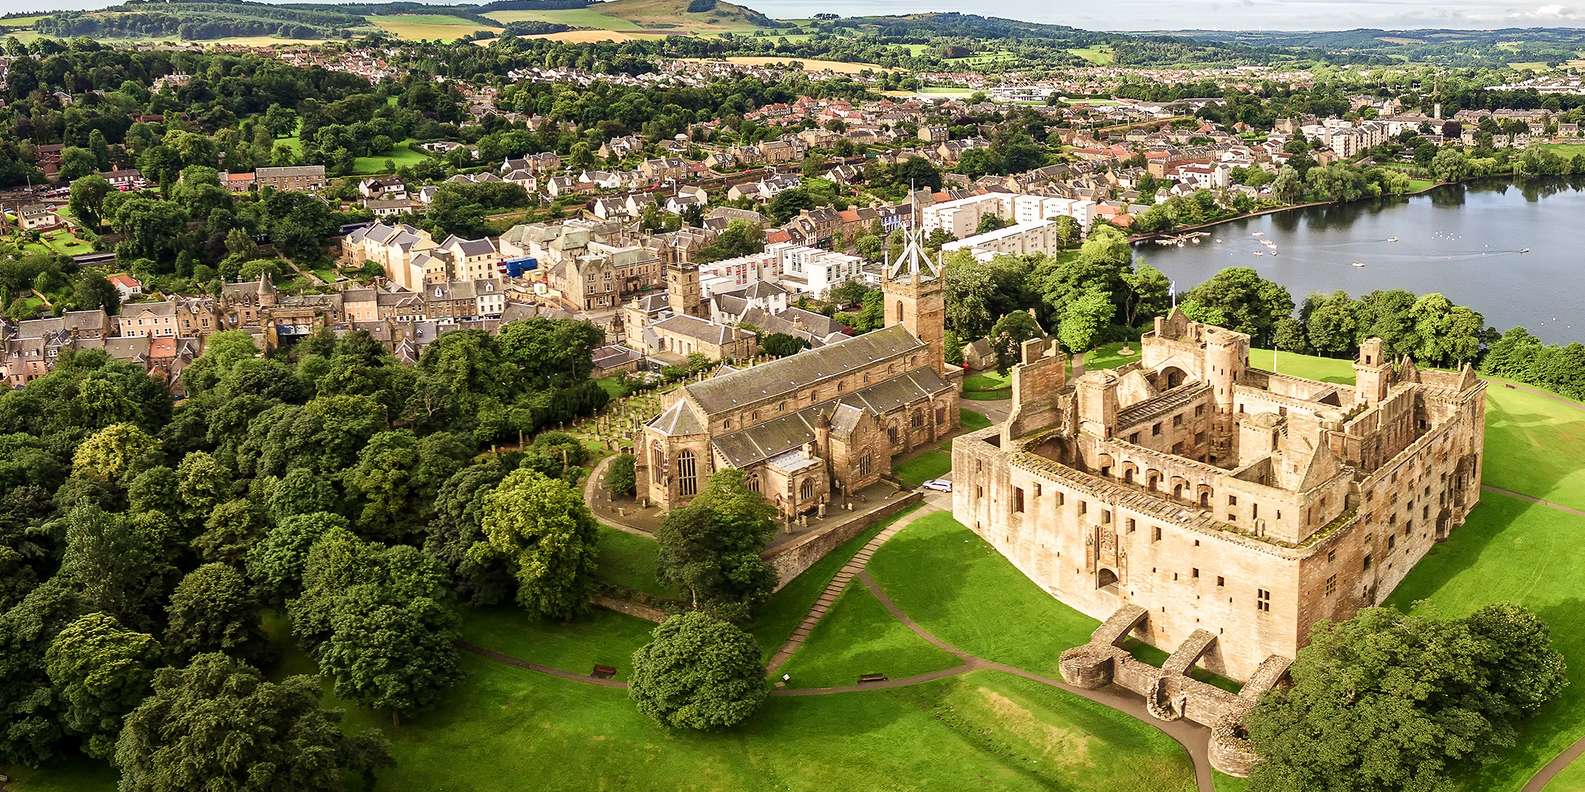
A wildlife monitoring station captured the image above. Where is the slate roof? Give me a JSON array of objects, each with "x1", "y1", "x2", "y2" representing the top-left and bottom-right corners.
[
  {"x1": 709, "y1": 364, "x2": 951, "y2": 468},
  {"x1": 648, "y1": 400, "x2": 707, "y2": 436},
  {"x1": 683, "y1": 324, "x2": 921, "y2": 415},
  {"x1": 651, "y1": 314, "x2": 749, "y2": 346}
]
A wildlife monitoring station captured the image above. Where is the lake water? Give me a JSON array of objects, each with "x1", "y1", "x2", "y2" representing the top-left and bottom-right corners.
[{"x1": 1140, "y1": 177, "x2": 1585, "y2": 344}]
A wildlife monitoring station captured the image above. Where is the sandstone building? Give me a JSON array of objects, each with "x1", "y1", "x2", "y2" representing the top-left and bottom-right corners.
[
  {"x1": 637, "y1": 226, "x2": 958, "y2": 519},
  {"x1": 952, "y1": 310, "x2": 1485, "y2": 682}
]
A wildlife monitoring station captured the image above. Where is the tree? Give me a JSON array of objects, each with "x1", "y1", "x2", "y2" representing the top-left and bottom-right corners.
[
  {"x1": 247, "y1": 511, "x2": 349, "y2": 605},
  {"x1": 629, "y1": 612, "x2": 767, "y2": 731},
  {"x1": 478, "y1": 468, "x2": 600, "y2": 620},
  {"x1": 194, "y1": 498, "x2": 265, "y2": 565},
  {"x1": 1058, "y1": 289, "x2": 1113, "y2": 367},
  {"x1": 68, "y1": 175, "x2": 113, "y2": 231},
  {"x1": 1181, "y1": 267, "x2": 1294, "y2": 346},
  {"x1": 289, "y1": 531, "x2": 460, "y2": 722},
  {"x1": 164, "y1": 563, "x2": 268, "y2": 664},
  {"x1": 44, "y1": 612, "x2": 163, "y2": 759},
  {"x1": 115, "y1": 653, "x2": 391, "y2": 792},
  {"x1": 606, "y1": 454, "x2": 637, "y2": 499},
  {"x1": 1301, "y1": 291, "x2": 1359, "y2": 357},
  {"x1": 1246, "y1": 605, "x2": 1567, "y2": 792},
  {"x1": 1270, "y1": 165, "x2": 1303, "y2": 204},
  {"x1": 943, "y1": 253, "x2": 997, "y2": 338},
  {"x1": 989, "y1": 310, "x2": 1043, "y2": 375},
  {"x1": 71, "y1": 422, "x2": 160, "y2": 484},
  {"x1": 655, "y1": 469, "x2": 777, "y2": 621},
  {"x1": 425, "y1": 462, "x2": 512, "y2": 606},
  {"x1": 1409, "y1": 293, "x2": 1483, "y2": 367},
  {"x1": 1121, "y1": 264, "x2": 1172, "y2": 327},
  {"x1": 58, "y1": 505, "x2": 177, "y2": 630},
  {"x1": 175, "y1": 450, "x2": 232, "y2": 526},
  {"x1": 760, "y1": 333, "x2": 809, "y2": 358}
]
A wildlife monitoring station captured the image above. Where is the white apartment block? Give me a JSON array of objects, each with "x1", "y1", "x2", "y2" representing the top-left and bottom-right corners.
[
  {"x1": 924, "y1": 192, "x2": 1097, "y2": 239},
  {"x1": 764, "y1": 243, "x2": 864, "y2": 298},
  {"x1": 941, "y1": 219, "x2": 1061, "y2": 262}
]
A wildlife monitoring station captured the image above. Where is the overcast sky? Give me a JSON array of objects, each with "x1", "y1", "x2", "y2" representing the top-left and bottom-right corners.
[{"x1": 4, "y1": 0, "x2": 1585, "y2": 31}]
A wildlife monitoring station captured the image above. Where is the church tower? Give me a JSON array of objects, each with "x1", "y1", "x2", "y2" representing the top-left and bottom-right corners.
[
  {"x1": 882, "y1": 217, "x2": 946, "y2": 374},
  {"x1": 666, "y1": 260, "x2": 703, "y2": 318}
]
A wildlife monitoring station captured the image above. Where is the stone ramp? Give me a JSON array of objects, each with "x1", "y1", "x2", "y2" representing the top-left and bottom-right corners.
[
  {"x1": 766, "y1": 505, "x2": 936, "y2": 675},
  {"x1": 1162, "y1": 629, "x2": 1217, "y2": 677},
  {"x1": 1239, "y1": 654, "x2": 1293, "y2": 702},
  {"x1": 1090, "y1": 604, "x2": 1149, "y2": 647}
]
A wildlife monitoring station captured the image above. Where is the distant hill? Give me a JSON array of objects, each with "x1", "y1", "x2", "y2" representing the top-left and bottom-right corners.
[{"x1": 583, "y1": 0, "x2": 783, "y2": 32}]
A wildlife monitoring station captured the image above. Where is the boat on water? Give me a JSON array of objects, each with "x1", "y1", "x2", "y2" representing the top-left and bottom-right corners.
[
  {"x1": 1520, "y1": 247, "x2": 1531, "y2": 253},
  {"x1": 1387, "y1": 236, "x2": 1399, "y2": 243},
  {"x1": 1253, "y1": 251, "x2": 1264, "y2": 256},
  {"x1": 1351, "y1": 261, "x2": 1365, "y2": 268},
  {"x1": 1252, "y1": 231, "x2": 1264, "y2": 237}
]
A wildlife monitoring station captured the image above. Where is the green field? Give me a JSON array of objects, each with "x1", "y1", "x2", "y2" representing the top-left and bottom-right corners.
[
  {"x1": 0, "y1": 14, "x2": 41, "y2": 27},
  {"x1": 779, "y1": 583, "x2": 959, "y2": 688},
  {"x1": 367, "y1": 13, "x2": 501, "y2": 41},
  {"x1": 351, "y1": 138, "x2": 430, "y2": 175},
  {"x1": 483, "y1": 8, "x2": 643, "y2": 29},
  {"x1": 595, "y1": 524, "x2": 676, "y2": 598},
  {"x1": 1540, "y1": 143, "x2": 1585, "y2": 159},
  {"x1": 1551, "y1": 757, "x2": 1585, "y2": 792},
  {"x1": 1386, "y1": 492, "x2": 1585, "y2": 791},
  {"x1": 750, "y1": 504, "x2": 920, "y2": 656},
  {"x1": 869, "y1": 511, "x2": 1099, "y2": 675},
  {"x1": 891, "y1": 408, "x2": 989, "y2": 488},
  {"x1": 460, "y1": 605, "x2": 656, "y2": 681},
  {"x1": 1068, "y1": 45, "x2": 1116, "y2": 64}
]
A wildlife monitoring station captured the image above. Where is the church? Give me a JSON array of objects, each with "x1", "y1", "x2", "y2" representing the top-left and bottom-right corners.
[{"x1": 636, "y1": 226, "x2": 959, "y2": 518}]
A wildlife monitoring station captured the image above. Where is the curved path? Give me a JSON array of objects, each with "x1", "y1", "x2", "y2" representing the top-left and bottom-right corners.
[
  {"x1": 459, "y1": 500, "x2": 1217, "y2": 792},
  {"x1": 584, "y1": 454, "x2": 651, "y2": 537}
]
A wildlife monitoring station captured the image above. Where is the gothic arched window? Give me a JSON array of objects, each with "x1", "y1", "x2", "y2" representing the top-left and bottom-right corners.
[{"x1": 677, "y1": 450, "x2": 698, "y2": 497}]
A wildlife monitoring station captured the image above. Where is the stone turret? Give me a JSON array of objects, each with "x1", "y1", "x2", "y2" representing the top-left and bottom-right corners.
[
  {"x1": 1354, "y1": 337, "x2": 1389, "y2": 405},
  {"x1": 1076, "y1": 369, "x2": 1119, "y2": 439}
]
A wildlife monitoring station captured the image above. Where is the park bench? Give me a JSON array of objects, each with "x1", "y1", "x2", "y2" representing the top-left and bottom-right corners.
[
  {"x1": 857, "y1": 673, "x2": 888, "y2": 684},
  {"x1": 591, "y1": 664, "x2": 618, "y2": 679}
]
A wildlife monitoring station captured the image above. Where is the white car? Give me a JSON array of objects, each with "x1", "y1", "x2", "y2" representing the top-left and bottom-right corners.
[{"x1": 921, "y1": 479, "x2": 953, "y2": 493}]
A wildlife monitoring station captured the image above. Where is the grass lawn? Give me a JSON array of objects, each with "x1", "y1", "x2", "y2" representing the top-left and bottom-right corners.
[
  {"x1": 310, "y1": 265, "x2": 338, "y2": 283},
  {"x1": 595, "y1": 375, "x2": 628, "y2": 399},
  {"x1": 749, "y1": 503, "x2": 920, "y2": 657},
  {"x1": 963, "y1": 369, "x2": 1011, "y2": 398},
  {"x1": 459, "y1": 605, "x2": 656, "y2": 680},
  {"x1": 1540, "y1": 143, "x2": 1585, "y2": 159},
  {"x1": 1551, "y1": 758, "x2": 1585, "y2": 791},
  {"x1": 1386, "y1": 491, "x2": 1585, "y2": 791},
  {"x1": 351, "y1": 138, "x2": 430, "y2": 176},
  {"x1": 1121, "y1": 638, "x2": 1240, "y2": 693},
  {"x1": 893, "y1": 449, "x2": 949, "y2": 488},
  {"x1": 1482, "y1": 376, "x2": 1585, "y2": 512},
  {"x1": 0, "y1": 762, "x2": 116, "y2": 792},
  {"x1": 1214, "y1": 771, "x2": 1252, "y2": 792},
  {"x1": 358, "y1": 659, "x2": 1195, "y2": 791},
  {"x1": 869, "y1": 511, "x2": 1099, "y2": 675},
  {"x1": 367, "y1": 13, "x2": 501, "y2": 41},
  {"x1": 959, "y1": 408, "x2": 992, "y2": 432},
  {"x1": 595, "y1": 524, "x2": 675, "y2": 598},
  {"x1": 780, "y1": 583, "x2": 960, "y2": 688},
  {"x1": 1082, "y1": 340, "x2": 1140, "y2": 373}
]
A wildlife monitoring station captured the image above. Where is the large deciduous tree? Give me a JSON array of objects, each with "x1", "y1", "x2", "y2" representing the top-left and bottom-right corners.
[
  {"x1": 478, "y1": 468, "x2": 600, "y2": 620},
  {"x1": 629, "y1": 612, "x2": 767, "y2": 731},
  {"x1": 164, "y1": 563, "x2": 269, "y2": 665},
  {"x1": 655, "y1": 469, "x2": 777, "y2": 621},
  {"x1": 115, "y1": 653, "x2": 391, "y2": 792},
  {"x1": 1246, "y1": 605, "x2": 1567, "y2": 792},
  {"x1": 44, "y1": 612, "x2": 163, "y2": 759}
]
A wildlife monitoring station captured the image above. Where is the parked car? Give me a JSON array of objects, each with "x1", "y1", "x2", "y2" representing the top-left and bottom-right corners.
[{"x1": 921, "y1": 479, "x2": 953, "y2": 493}]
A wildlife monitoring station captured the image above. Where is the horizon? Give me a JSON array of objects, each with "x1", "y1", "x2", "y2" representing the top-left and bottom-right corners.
[{"x1": 6, "y1": 0, "x2": 1585, "y2": 32}]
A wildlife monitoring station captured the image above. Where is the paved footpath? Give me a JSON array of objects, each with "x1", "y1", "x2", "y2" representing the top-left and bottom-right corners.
[{"x1": 764, "y1": 501, "x2": 943, "y2": 674}]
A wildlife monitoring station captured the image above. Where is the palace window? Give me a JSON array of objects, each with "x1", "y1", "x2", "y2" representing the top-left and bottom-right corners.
[
  {"x1": 1013, "y1": 488, "x2": 1025, "y2": 514},
  {"x1": 1257, "y1": 588, "x2": 1272, "y2": 613},
  {"x1": 859, "y1": 453, "x2": 873, "y2": 478},
  {"x1": 677, "y1": 450, "x2": 698, "y2": 497},
  {"x1": 1325, "y1": 575, "x2": 1337, "y2": 596},
  {"x1": 911, "y1": 409, "x2": 924, "y2": 428},
  {"x1": 799, "y1": 479, "x2": 814, "y2": 501},
  {"x1": 651, "y1": 442, "x2": 665, "y2": 484},
  {"x1": 1152, "y1": 526, "x2": 1162, "y2": 542},
  {"x1": 1363, "y1": 554, "x2": 1373, "y2": 571},
  {"x1": 747, "y1": 475, "x2": 761, "y2": 494},
  {"x1": 936, "y1": 405, "x2": 946, "y2": 425}
]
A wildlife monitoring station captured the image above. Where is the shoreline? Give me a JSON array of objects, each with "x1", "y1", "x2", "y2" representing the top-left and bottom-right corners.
[{"x1": 1129, "y1": 182, "x2": 1451, "y2": 244}]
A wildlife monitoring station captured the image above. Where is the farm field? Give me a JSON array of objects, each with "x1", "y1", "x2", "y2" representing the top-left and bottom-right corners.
[
  {"x1": 1068, "y1": 45, "x2": 1116, "y2": 64},
  {"x1": 483, "y1": 8, "x2": 643, "y2": 29},
  {"x1": 686, "y1": 55, "x2": 889, "y2": 73},
  {"x1": 367, "y1": 14, "x2": 501, "y2": 41}
]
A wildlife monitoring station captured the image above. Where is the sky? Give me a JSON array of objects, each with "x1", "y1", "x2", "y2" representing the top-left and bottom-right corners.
[{"x1": 4, "y1": 0, "x2": 1585, "y2": 31}]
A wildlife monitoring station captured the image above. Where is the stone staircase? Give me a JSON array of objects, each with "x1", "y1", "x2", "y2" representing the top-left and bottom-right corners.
[
  {"x1": 1090, "y1": 603, "x2": 1149, "y2": 647},
  {"x1": 1162, "y1": 629, "x2": 1218, "y2": 676},
  {"x1": 1239, "y1": 654, "x2": 1294, "y2": 702},
  {"x1": 766, "y1": 507, "x2": 931, "y2": 674}
]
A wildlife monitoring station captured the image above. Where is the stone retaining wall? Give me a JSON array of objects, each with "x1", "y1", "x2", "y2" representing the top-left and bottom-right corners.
[{"x1": 765, "y1": 492, "x2": 923, "y2": 589}]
